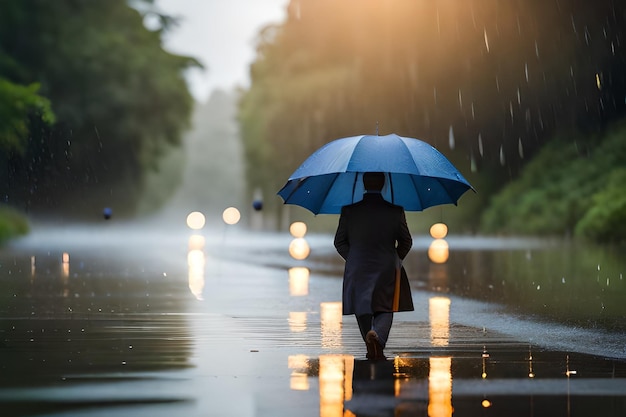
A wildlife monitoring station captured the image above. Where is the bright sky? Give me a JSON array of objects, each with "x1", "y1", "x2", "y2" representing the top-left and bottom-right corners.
[{"x1": 156, "y1": 0, "x2": 289, "y2": 102}]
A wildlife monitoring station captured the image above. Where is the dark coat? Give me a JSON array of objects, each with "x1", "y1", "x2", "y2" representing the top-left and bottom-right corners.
[{"x1": 334, "y1": 192, "x2": 414, "y2": 316}]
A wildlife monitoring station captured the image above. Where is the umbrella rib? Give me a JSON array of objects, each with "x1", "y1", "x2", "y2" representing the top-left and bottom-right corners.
[
  {"x1": 409, "y1": 175, "x2": 424, "y2": 210},
  {"x1": 350, "y1": 172, "x2": 358, "y2": 204},
  {"x1": 319, "y1": 173, "x2": 343, "y2": 213},
  {"x1": 281, "y1": 177, "x2": 308, "y2": 203},
  {"x1": 433, "y1": 176, "x2": 460, "y2": 206}
]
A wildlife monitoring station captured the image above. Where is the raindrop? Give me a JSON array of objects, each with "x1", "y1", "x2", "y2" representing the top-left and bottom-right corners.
[
  {"x1": 596, "y1": 73, "x2": 602, "y2": 90},
  {"x1": 294, "y1": 1, "x2": 301, "y2": 19},
  {"x1": 484, "y1": 27, "x2": 490, "y2": 52},
  {"x1": 517, "y1": 88, "x2": 521, "y2": 105},
  {"x1": 436, "y1": 8, "x2": 441, "y2": 35},
  {"x1": 536, "y1": 285, "x2": 541, "y2": 290},
  {"x1": 471, "y1": 102, "x2": 475, "y2": 119},
  {"x1": 470, "y1": 155, "x2": 477, "y2": 173},
  {"x1": 448, "y1": 126, "x2": 455, "y2": 150},
  {"x1": 561, "y1": 277, "x2": 566, "y2": 284},
  {"x1": 518, "y1": 138, "x2": 524, "y2": 159},
  {"x1": 458, "y1": 89, "x2": 463, "y2": 109},
  {"x1": 499, "y1": 145, "x2": 505, "y2": 166},
  {"x1": 535, "y1": 40, "x2": 539, "y2": 58},
  {"x1": 525, "y1": 63, "x2": 529, "y2": 82},
  {"x1": 478, "y1": 134, "x2": 484, "y2": 157}
]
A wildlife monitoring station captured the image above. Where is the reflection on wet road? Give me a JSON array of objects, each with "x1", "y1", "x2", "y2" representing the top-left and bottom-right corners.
[{"x1": 0, "y1": 222, "x2": 624, "y2": 416}]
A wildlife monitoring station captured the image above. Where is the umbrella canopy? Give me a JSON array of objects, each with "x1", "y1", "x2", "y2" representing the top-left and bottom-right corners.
[{"x1": 277, "y1": 134, "x2": 475, "y2": 215}]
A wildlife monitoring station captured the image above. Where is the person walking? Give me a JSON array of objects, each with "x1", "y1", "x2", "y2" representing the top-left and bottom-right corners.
[{"x1": 334, "y1": 171, "x2": 414, "y2": 360}]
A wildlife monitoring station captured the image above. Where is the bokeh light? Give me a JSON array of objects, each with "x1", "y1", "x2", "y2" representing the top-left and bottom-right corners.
[
  {"x1": 188, "y1": 234, "x2": 206, "y2": 250},
  {"x1": 430, "y1": 222, "x2": 448, "y2": 239},
  {"x1": 288, "y1": 312, "x2": 307, "y2": 333},
  {"x1": 289, "y1": 238, "x2": 310, "y2": 260},
  {"x1": 222, "y1": 207, "x2": 241, "y2": 225},
  {"x1": 289, "y1": 266, "x2": 310, "y2": 296},
  {"x1": 187, "y1": 248, "x2": 205, "y2": 301},
  {"x1": 428, "y1": 238, "x2": 450, "y2": 264},
  {"x1": 186, "y1": 211, "x2": 206, "y2": 230},
  {"x1": 289, "y1": 221, "x2": 307, "y2": 238}
]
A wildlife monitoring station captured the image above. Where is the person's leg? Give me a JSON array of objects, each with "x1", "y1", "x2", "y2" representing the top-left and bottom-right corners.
[
  {"x1": 357, "y1": 314, "x2": 380, "y2": 359},
  {"x1": 356, "y1": 314, "x2": 373, "y2": 342},
  {"x1": 372, "y1": 312, "x2": 394, "y2": 348}
]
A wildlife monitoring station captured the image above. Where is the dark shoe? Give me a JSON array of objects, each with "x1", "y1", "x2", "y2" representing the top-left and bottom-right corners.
[{"x1": 365, "y1": 330, "x2": 386, "y2": 361}]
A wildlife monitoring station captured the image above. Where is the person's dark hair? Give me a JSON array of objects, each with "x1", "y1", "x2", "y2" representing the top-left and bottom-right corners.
[{"x1": 363, "y1": 172, "x2": 385, "y2": 191}]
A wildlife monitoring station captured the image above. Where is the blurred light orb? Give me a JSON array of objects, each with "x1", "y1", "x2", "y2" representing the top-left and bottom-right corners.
[
  {"x1": 428, "y1": 238, "x2": 449, "y2": 264},
  {"x1": 289, "y1": 238, "x2": 310, "y2": 260},
  {"x1": 188, "y1": 234, "x2": 206, "y2": 250},
  {"x1": 222, "y1": 207, "x2": 241, "y2": 225},
  {"x1": 103, "y1": 207, "x2": 112, "y2": 220},
  {"x1": 187, "y1": 249, "x2": 205, "y2": 266},
  {"x1": 289, "y1": 221, "x2": 307, "y2": 238},
  {"x1": 430, "y1": 222, "x2": 448, "y2": 239},
  {"x1": 252, "y1": 199, "x2": 263, "y2": 211},
  {"x1": 186, "y1": 211, "x2": 206, "y2": 230},
  {"x1": 482, "y1": 399, "x2": 492, "y2": 408}
]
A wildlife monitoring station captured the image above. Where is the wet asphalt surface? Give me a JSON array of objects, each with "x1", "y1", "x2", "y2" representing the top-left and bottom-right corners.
[{"x1": 0, "y1": 221, "x2": 624, "y2": 416}]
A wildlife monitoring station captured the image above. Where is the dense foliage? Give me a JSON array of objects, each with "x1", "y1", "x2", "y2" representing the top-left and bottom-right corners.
[
  {"x1": 0, "y1": 0, "x2": 198, "y2": 217},
  {"x1": 481, "y1": 121, "x2": 626, "y2": 241},
  {"x1": 239, "y1": 0, "x2": 626, "y2": 239},
  {"x1": 0, "y1": 204, "x2": 29, "y2": 242}
]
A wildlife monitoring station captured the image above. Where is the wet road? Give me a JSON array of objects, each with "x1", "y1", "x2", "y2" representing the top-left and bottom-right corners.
[{"x1": 0, "y1": 221, "x2": 625, "y2": 416}]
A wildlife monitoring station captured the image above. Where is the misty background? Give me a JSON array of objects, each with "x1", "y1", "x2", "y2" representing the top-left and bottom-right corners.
[{"x1": 0, "y1": 0, "x2": 625, "y2": 242}]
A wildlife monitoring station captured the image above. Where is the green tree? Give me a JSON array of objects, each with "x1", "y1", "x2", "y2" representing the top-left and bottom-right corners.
[
  {"x1": 576, "y1": 168, "x2": 626, "y2": 242},
  {"x1": 0, "y1": 78, "x2": 55, "y2": 154},
  {"x1": 0, "y1": 0, "x2": 199, "y2": 216},
  {"x1": 239, "y1": 0, "x2": 626, "y2": 229},
  {"x1": 480, "y1": 120, "x2": 626, "y2": 242}
]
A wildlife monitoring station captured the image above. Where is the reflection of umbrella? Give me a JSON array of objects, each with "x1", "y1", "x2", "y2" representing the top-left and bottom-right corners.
[{"x1": 277, "y1": 134, "x2": 474, "y2": 214}]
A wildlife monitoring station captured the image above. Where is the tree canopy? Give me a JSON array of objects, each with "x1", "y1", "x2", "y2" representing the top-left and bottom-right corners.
[
  {"x1": 239, "y1": 0, "x2": 626, "y2": 235},
  {"x1": 0, "y1": 0, "x2": 199, "y2": 216}
]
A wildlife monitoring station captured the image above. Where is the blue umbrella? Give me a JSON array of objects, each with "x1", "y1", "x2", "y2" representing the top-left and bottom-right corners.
[{"x1": 277, "y1": 134, "x2": 474, "y2": 214}]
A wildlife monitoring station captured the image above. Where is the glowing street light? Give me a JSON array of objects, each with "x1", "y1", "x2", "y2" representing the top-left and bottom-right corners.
[
  {"x1": 430, "y1": 222, "x2": 448, "y2": 239},
  {"x1": 222, "y1": 207, "x2": 241, "y2": 225},
  {"x1": 186, "y1": 211, "x2": 206, "y2": 230}
]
